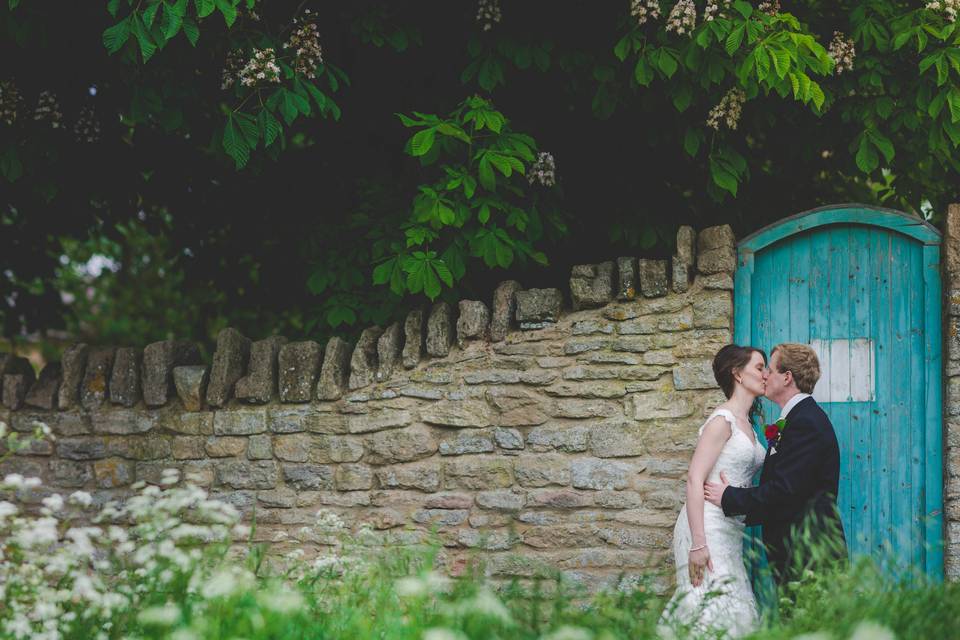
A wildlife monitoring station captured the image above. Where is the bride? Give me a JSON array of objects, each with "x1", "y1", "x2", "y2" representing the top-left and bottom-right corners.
[{"x1": 659, "y1": 344, "x2": 768, "y2": 638}]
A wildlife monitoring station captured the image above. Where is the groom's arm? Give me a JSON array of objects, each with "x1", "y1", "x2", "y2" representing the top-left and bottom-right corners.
[{"x1": 720, "y1": 419, "x2": 822, "y2": 522}]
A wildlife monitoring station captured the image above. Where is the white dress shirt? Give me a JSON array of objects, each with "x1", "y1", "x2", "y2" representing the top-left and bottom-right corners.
[{"x1": 778, "y1": 392, "x2": 811, "y2": 421}]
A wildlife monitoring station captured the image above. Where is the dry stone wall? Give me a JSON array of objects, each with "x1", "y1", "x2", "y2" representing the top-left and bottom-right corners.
[{"x1": 0, "y1": 226, "x2": 737, "y2": 592}]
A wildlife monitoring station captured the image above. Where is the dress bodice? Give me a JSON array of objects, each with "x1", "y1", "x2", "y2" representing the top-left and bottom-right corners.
[{"x1": 699, "y1": 408, "x2": 766, "y2": 490}]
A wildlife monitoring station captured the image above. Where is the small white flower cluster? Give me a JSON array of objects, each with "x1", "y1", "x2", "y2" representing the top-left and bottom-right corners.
[
  {"x1": 239, "y1": 48, "x2": 282, "y2": 88},
  {"x1": 528, "y1": 151, "x2": 557, "y2": 187},
  {"x1": 707, "y1": 87, "x2": 747, "y2": 130},
  {"x1": 221, "y1": 50, "x2": 246, "y2": 90},
  {"x1": 758, "y1": 0, "x2": 780, "y2": 16},
  {"x1": 703, "y1": 0, "x2": 732, "y2": 22},
  {"x1": 926, "y1": 0, "x2": 958, "y2": 22},
  {"x1": 666, "y1": 0, "x2": 697, "y2": 36},
  {"x1": 284, "y1": 13, "x2": 324, "y2": 78},
  {"x1": 476, "y1": 0, "x2": 502, "y2": 32},
  {"x1": 33, "y1": 91, "x2": 63, "y2": 128},
  {"x1": 1, "y1": 80, "x2": 23, "y2": 126},
  {"x1": 828, "y1": 31, "x2": 856, "y2": 74},
  {"x1": 630, "y1": 0, "x2": 661, "y2": 26},
  {"x1": 73, "y1": 105, "x2": 100, "y2": 143}
]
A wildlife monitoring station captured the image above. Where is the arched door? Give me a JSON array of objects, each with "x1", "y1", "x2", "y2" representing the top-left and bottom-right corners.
[{"x1": 735, "y1": 205, "x2": 944, "y2": 578}]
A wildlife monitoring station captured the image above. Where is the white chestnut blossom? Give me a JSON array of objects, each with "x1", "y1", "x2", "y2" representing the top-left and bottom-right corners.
[
  {"x1": 926, "y1": 0, "x2": 958, "y2": 22},
  {"x1": 666, "y1": 0, "x2": 696, "y2": 36},
  {"x1": 703, "y1": 0, "x2": 731, "y2": 21},
  {"x1": 828, "y1": 31, "x2": 856, "y2": 74},
  {"x1": 528, "y1": 151, "x2": 557, "y2": 187},
  {"x1": 707, "y1": 87, "x2": 747, "y2": 130},
  {"x1": 220, "y1": 49, "x2": 245, "y2": 90},
  {"x1": 239, "y1": 48, "x2": 282, "y2": 88},
  {"x1": 73, "y1": 105, "x2": 100, "y2": 143},
  {"x1": 758, "y1": 0, "x2": 780, "y2": 16},
  {"x1": 1, "y1": 80, "x2": 23, "y2": 126},
  {"x1": 285, "y1": 10, "x2": 324, "y2": 78},
  {"x1": 476, "y1": 0, "x2": 502, "y2": 32},
  {"x1": 630, "y1": 0, "x2": 661, "y2": 26},
  {"x1": 33, "y1": 91, "x2": 63, "y2": 128}
]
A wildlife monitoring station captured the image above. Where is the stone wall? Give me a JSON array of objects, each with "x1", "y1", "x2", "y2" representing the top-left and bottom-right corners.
[
  {"x1": 943, "y1": 203, "x2": 960, "y2": 580},
  {"x1": 0, "y1": 223, "x2": 734, "y2": 591}
]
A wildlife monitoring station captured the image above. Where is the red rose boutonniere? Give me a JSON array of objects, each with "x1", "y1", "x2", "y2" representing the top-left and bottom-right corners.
[{"x1": 764, "y1": 418, "x2": 787, "y2": 450}]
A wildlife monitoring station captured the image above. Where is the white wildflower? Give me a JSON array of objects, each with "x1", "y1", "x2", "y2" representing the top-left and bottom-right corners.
[
  {"x1": 257, "y1": 587, "x2": 305, "y2": 614},
  {"x1": 41, "y1": 493, "x2": 64, "y2": 514},
  {"x1": 424, "y1": 629, "x2": 469, "y2": 640},
  {"x1": 543, "y1": 626, "x2": 594, "y2": 640},
  {"x1": 630, "y1": 0, "x2": 661, "y2": 26},
  {"x1": 69, "y1": 491, "x2": 93, "y2": 507},
  {"x1": 666, "y1": 0, "x2": 696, "y2": 35},
  {"x1": 137, "y1": 603, "x2": 181, "y2": 627},
  {"x1": 707, "y1": 87, "x2": 746, "y2": 130},
  {"x1": 849, "y1": 621, "x2": 896, "y2": 640},
  {"x1": 0, "y1": 501, "x2": 18, "y2": 519},
  {"x1": 0, "y1": 420, "x2": 7, "y2": 437}
]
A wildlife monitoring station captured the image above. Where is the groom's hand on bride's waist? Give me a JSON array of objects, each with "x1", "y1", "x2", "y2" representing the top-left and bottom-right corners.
[{"x1": 703, "y1": 472, "x2": 730, "y2": 507}]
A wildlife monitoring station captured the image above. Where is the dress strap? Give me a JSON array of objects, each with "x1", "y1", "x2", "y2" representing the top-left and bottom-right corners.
[{"x1": 698, "y1": 408, "x2": 737, "y2": 437}]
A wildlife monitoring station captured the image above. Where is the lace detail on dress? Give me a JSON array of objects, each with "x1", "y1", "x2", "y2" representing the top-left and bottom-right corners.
[{"x1": 659, "y1": 408, "x2": 767, "y2": 639}]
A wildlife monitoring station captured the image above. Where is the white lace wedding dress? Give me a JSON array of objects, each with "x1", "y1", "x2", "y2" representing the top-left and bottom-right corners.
[{"x1": 659, "y1": 408, "x2": 767, "y2": 639}]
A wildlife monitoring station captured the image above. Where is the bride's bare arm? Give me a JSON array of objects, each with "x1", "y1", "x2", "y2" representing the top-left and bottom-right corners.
[{"x1": 685, "y1": 415, "x2": 731, "y2": 585}]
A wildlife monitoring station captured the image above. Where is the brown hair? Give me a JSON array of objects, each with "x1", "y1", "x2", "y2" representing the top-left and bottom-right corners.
[
  {"x1": 772, "y1": 342, "x2": 821, "y2": 394},
  {"x1": 712, "y1": 344, "x2": 766, "y2": 424}
]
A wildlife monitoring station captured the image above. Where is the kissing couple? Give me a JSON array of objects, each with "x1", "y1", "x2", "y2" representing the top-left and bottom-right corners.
[{"x1": 659, "y1": 343, "x2": 848, "y2": 638}]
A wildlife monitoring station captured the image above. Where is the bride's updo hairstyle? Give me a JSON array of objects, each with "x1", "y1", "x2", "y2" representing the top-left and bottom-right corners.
[{"x1": 713, "y1": 343, "x2": 766, "y2": 424}]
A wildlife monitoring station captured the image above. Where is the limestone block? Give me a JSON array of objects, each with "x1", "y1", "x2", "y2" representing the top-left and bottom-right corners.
[
  {"x1": 365, "y1": 425, "x2": 438, "y2": 464},
  {"x1": 246, "y1": 434, "x2": 273, "y2": 460},
  {"x1": 676, "y1": 225, "x2": 696, "y2": 266},
  {"x1": 2, "y1": 374, "x2": 29, "y2": 410},
  {"x1": 213, "y1": 408, "x2": 267, "y2": 435},
  {"x1": 697, "y1": 225, "x2": 736, "y2": 275},
  {"x1": 442, "y1": 456, "x2": 513, "y2": 490},
  {"x1": 490, "y1": 280, "x2": 523, "y2": 342},
  {"x1": 570, "y1": 262, "x2": 614, "y2": 310},
  {"x1": 279, "y1": 341, "x2": 322, "y2": 402},
  {"x1": 439, "y1": 429, "x2": 495, "y2": 455},
  {"x1": 281, "y1": 463, "x2": 334, "y2": 491},
  {"x1": 216, "y1": 460, "x2": 278, "y2": 490},
  {"x1": 24, "y1": 363, "x2": 61, "y2": 410},
  {"x1": 421, "y1": 399, "x2": 495, "y2": 428},
  {"x1": 80, "y1": 347, "x2": 116, "y2": 411},
  {"x1": 493, "y1": 427, "x2": 524, "y2": 450},
  {"x1": 697, "y1": 224, "x2": 736, "y2": 252},
  {"x1": 173, "y1": 365, "x2": 209, "y2": 412},
  {"x1": 571, "y1": 458, "x2": 633, "y2": 490},
  {"x1": 375, "y1": 462, "x2": 441, "y2": 492},
  {"x1": 456, "y1": 300, "x2": 490, "y2": 346},
  {"x1": 515, "y1": 288, "x2": 563, "y2": 328},
  {"x1": 57, "y1": 344, "x2": 89, "y2": 410},
  {"x1": 316, "y1": 337, "x2": 352, "y2": 400},
  {"x1": 49, "y1": 460, "x2": 93, "y2": 487},
  {"x1": 349, "y1": 327, "x2": 384, "y2": 390},
  {"x1": 616, "y1": 257, "x2": 637, "y2": 300},
  {"x1": 693, "y1": 290, "x2": 733, "y2": 329},
  {"x1": 672, "y1": 259, "x2": 691, "y2": 293},
  {"x1": 402, "y1": 309, "x2": 425, "y2": 369},
  {"x1": 206, "y1": 328, "x2": 251, "y2": 408},
  {"x1": 235, "y1": 336, "x2": 286, "y2": 404},
  {"x1": 673, "y1": 360, "x2": 718, "y2": 390},
  {"x1": 346, "y1": 409, "x2": 412, "y2": 434},
  {"x1": 109, "y1": 347, "x2": 141, "y2": 407},
  {"x1": 142, "y1": 340, "x2": 201, "y2": 407},
  {"x1": 638, "y1": 259, "x2": 669, "y2": 298},
  {"x1": 335, "y1": 464, "x2": 374, "y2": 491},
  {"x1": 588, "y1": 421, "x2": 645, "y2": 457},
  {"x1": 90, "y1": 409, "x2": 158, "y2": 434},
  {"x1": 426, "y1": 302, "x2": 454, "y2": 357},
  {"x1": 376, "y1": 322, "x2": 403, "y2": 382},
  {"x1": 515, "y1": 454, "x2": 571, "y2": 487},
  {"x1": 527, "y1": 424, "x2": 590, "y2": 452}
]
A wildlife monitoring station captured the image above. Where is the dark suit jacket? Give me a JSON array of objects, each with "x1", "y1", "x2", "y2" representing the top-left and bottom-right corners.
[{"x1": 721, "y1": 396, "x2": 847, "y2": 583}]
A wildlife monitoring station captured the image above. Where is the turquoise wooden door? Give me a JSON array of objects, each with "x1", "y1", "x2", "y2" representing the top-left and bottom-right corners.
[{"x1": 735, "y1": 205, "x2": 944, "y2": 579}]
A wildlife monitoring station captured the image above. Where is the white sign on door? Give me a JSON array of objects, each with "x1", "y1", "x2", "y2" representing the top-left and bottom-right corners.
[{"x1": 808, "y1": 338, "x2": 875, "y2": 403}]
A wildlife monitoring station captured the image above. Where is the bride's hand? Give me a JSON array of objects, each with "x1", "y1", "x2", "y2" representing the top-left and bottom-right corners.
[{"x1": 688, "y1": 546, "x2": 713, "y2": 587}]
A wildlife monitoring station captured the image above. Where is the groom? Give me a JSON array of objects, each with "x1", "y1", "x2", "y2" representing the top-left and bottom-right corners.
[{"x1": 704, "y1": 342, "x2": 847, "y2": 585}]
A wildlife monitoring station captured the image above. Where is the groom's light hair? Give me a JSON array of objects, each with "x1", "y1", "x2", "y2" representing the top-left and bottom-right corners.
[{"x1": 772, "y1": 343, "x2": 821, "y2": 394}]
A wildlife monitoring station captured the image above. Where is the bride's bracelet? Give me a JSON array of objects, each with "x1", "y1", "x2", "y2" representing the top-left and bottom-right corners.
[{"x1": 688, "y1": 543, "x2": 707, "y2": 553}]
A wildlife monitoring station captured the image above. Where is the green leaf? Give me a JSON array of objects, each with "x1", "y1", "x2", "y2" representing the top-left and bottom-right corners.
[
  {"x1": 634, "y1": 58, "x2": 654, "y2": 86},
  {"x1": 949, "y1": 89, "x2": 960, "y2": 123},
  {"x1": 396, "y1": 113, "x2": 426, "y2": 127},
  {"x1": 182, "y1": 17, "x2": 199, "y2": 45},
  {"x1": 478, "y1": 203, "x2": 491, "y2": 224},
  {"x1": 131, "y1": 14, "x2": 158, "y2": 62},
  {"x1": 142, "y1": 2, "x2": 161, "y2": 28},
  {"x1": 102, "y1": 17, "x2": 132, "y2": 55},
  {"x1": 672, "y1": 85, "x2": 692, "y2": 112},
  {"x1": 733, "y1": 0, "x2": 752, "y2": 18},
  {"x1": 710, "y1": 157, "x2": 739, "y2": 195},
  {"x1": 725, "y1": 24, "x2": 745, "y2": 56},
  {"x1": 107, "y1": 0, "x2": 122, "y2": 17},
  {"x1": 614, "y1": 34, "x2": 631, "y2": 62},
  {"x1": 0, "y1": 145, "x2": 22, "y2": 182},
  {"x1": 195, "y1": 0, "x2": 215, "y2": 18},
  {"x1": 222, "y1": 114, "x2": 250, "y2": 169},
  {"x1": 410, "y1": 128, "x2": 436, "y2": 157},
  {"x1": 326, "y1": 305, "x2": 356, "y2": 328},
  {"x1": 868, "y1": 130, "x2": 894, "y2": 163},
  {"x1": 855, "y1": 135, "x2": 879, "y2": 173},
  {"x1": 478, "y1": 158, "x2": 496, "y2": 191},
  {"x1": 372, "y1": 257, "x2": 398, "y2": 286},
  {"x1": 258, "y1": 109, "x2": 281, "y2": 147},
  {"x1": 436, "y1": 122, "x2": 471, "y2": 143},
  {"x1": 875, "y1": 97, "x2": 894, "y2": 119},
  {"x1": 683, "y1": 128, "x2": 701, "y2": 157},
  {"x1": 657, "y1": 49, "x2": 678, "y2": 78},
  {"x1": 306, "y1": 270, "x2": 328, "y2": 294},
  {"x1": 161, "y1": 3, "x2": 184, "y2": 39},
  {"x1": 235, "y1": 112, "x2": 259, "y2": 148},
  {"x1": 433, "y1": 259, "x2": 453, "y2": 287}
]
